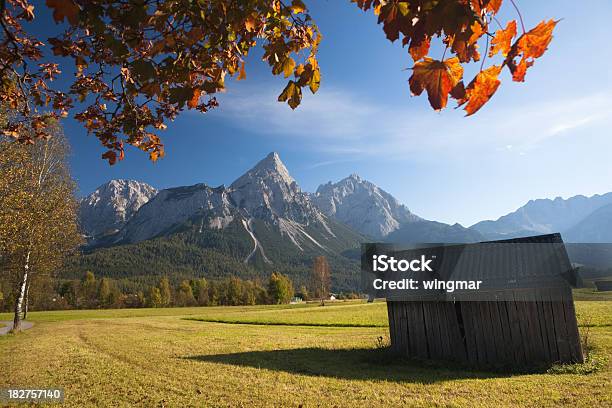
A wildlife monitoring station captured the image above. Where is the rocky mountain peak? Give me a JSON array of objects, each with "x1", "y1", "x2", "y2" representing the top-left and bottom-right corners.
[
  {"x1": 229, "y1": 152, "x2": 314, "y2": 221},
  {"x1": 313, "y1": 174, "x2": 422, "y2": 239},
  {"x1": 233, "y1": 152, "x2": 295, "y2": 188},
  {"x1": 79, "y1": 179, "x2": 158, "y2": 240},
  {"x1": 105, "y1": 153, "x2": 339, "y2": 254}
]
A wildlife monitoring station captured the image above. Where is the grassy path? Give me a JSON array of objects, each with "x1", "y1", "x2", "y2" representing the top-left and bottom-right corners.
[{"x1": 0, "y1": 321, "x2": 33, "y2": 335}]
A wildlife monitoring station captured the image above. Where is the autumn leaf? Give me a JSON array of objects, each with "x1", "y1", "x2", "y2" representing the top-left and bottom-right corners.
[
  {"x1": 517, "y1": 19, "x2": 557, "y2": 59},
  {"x1": 282, "y1": 57, "x2": 296, "y2": 78},
  {"x1": 506, "y1": 19, "x2": 557, "y2": 82},
  {"x1": 489, "y1": 21, "x2": 516, "y2": 57},
  {"x1": 450, "y1": 81, "x2": 466, "y2": 101},
  {"x1": 102, "y1": 150, "x2": 117, "y2": 165},
  {"x1": 309, "y1": 68, "x2": 320, "y2": 93},
  {"x1": 188, "y1": 88, "x2": 201, "y2": 109},
  {"x1": 471, "y1": 0, "x2": 502, "y2": 15},
  {"x1": 237, "y1": 62, "x2": 246, "y2": 81},
  {"x1": 457, "y1": 65, "x2": 502, "y2": 116},
  {"x1": 379, "y1": 2, "x2": 402, "y2": 42},
  {"x1": 409, "y1": 57, "x2": 463, "y2": 111},
  {"x1": 46, "y1": 0, "x2": 79, "y2": 25},
  {"x1": 468, "y1": 21, "x2": 484, "y2": 45},
  {"x1": 409, "y1": 36, "x2": 430, "y2": 62},
  {"x1": 245, "y1": 16, "x2": 257, "y2": 32},
  {"x1": 150, "y1": 149, "x2": 165, "y2": 162},
  {"x1": 488, "y1": 0, "x2": 503, "y2": 14},
  {"x1": 291, "y1": 0, "x2": 307, "y2": 14},
  {"x1": 511, "y1": 59, "x2": 533, "y2": 82},
  {"x1": 278, "y1": 81, "x2": 302, "y2": 109},
  {"x1": 141, "y1": 82, "x2": 161, "y2": 97}
]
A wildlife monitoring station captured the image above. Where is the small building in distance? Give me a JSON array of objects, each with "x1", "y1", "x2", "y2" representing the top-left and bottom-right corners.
[{"x1": 594, "y1": 280, "x2": 612, "y2": 292}]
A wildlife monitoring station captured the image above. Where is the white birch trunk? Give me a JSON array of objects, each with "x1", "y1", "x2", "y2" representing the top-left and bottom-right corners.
[
  {"x1": 23, "y1": 278, "x2": 31, "y2": 320},
  {"x1": 13, "y1": 250, "x2": 30, "y2": 332}
]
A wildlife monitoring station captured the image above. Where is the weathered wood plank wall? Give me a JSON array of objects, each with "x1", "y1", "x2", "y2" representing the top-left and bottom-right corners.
[{"x1": 387, "y1": 287, "x2": 583, "y2": 367}]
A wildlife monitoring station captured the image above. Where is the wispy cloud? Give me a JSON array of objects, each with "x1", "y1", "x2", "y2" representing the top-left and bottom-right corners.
[
  {"x1": 303, "y1": 157, "x2": 363, "y2": 170},
  {"x1": 209, "y1": 83, "x2": 612, "y2": 161},
  {"x1": 547, "y1": 114, "x2": 601, "y2": 136}
]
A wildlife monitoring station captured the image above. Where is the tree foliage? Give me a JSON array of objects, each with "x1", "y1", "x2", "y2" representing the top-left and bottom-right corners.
[
  {"x1": 353, "y1": 0, "x2": 557, "y2": 115},
  {"x1": 176, "y1": 279, "x2": 196, "y2": 306},
  {"x1": 268, "y1": 272, "x2": 294, "y2": 304},
  {"x1": 158, "y1": 276, "x2": 172, "y2": 306},
  {"x1": 311, "y1": 255, "x2": 331, "y2": 305},
  {"x1": 0, "y1": 1, "x2": 554, "y2": 163},
  {"x1": 1, "y1": 268, "x2": 356, "y2": 311},
  {"x1": 0, "y1": 0, "x2": 320, "y2": 163},
  {"x1": 0, "y1": 124, "x2": 81, "y2": 330}
]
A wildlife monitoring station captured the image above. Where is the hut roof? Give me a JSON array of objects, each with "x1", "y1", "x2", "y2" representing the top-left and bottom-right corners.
[{"x1": 365, "y1": 233, "x2": 576, "y2": 301}]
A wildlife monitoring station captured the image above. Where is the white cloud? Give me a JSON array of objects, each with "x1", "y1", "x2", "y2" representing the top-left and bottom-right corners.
[
  {"x1": 547, "y1": 115, "x2": 600, "y2": 136},
  {"x1": 209, "y1": 83, "x2": 612, "y2": 161}
]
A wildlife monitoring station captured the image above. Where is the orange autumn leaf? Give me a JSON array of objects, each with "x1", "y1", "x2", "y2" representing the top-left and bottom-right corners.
[
  {"x1": 487, "y1": 0, "x2": 503, "y2": 14},
  {"x1": 457, "y1": 65, "x2": 502, "y2": 116},
  {"x1": 245, "y1": 16, "x2": 257, "y2": 32},
  {"x1": 506, "y1": 19, "x2": 557, "y2": 82},
  {"x1": 237, "y1": 61, "x2": 247, "y2": 81},
  {"x1": 511, "y1": 59, "x2": 533, "y2": 82},
  {"x1": 471, "y1": 0, "x2": 502, "y2": 15},
  {"x1": 468, "y1": 21, "x2": 484, "y2": 45},
  {"x1": 409, "y1": 57, "x2": 463, "y2": 111},
  {"x1": 46, "y1": 0, "x2": 79, "y2": 25},
  {"x1": 291, "y1": 0, "x2": 307, "y2": 14},
  {"x1": 516, "y1": 19, "x2": 557, "y2": 59},
  {"x1": 409, "y1": 36, "x2": 431, "y2": 61},
  {"x1": 150, "y1": 149, "x2": 165, "y2": 162},
  {"x1": 188, "y1": 88, "x2": 201, "y2": 109},
  {"x1": 489, "y1": 20, "x2": 517, "y2": 57}
]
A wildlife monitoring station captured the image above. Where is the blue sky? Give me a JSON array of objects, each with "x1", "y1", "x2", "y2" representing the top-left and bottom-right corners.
[{"x1": 43, "y1": 1, "x2": 612, "y2": 226}]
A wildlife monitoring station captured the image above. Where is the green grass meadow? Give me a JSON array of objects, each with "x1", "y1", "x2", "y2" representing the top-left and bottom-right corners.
[{"x1": 1, "y1": 299, "x2": 611, "y2": 407}]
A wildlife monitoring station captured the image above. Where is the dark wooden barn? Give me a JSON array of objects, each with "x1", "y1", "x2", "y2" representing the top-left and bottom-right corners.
[{"x1": 384, "y1": 234, "x2": 584, "y2": 367}]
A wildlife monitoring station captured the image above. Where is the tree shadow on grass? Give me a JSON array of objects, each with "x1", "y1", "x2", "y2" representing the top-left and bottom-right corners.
[{"x1": 184, "y1": 347, "x2": 515, "y2": 383}]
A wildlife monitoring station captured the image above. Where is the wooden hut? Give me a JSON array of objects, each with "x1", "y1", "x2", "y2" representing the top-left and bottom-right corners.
[{"x1": 380, "y1": 234, "x2": 583, "y2": 367}]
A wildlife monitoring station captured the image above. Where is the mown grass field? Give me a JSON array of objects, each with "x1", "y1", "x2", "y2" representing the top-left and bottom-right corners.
[{"x1": 1, "y1": 299, "x2": 611, "y2": 407}]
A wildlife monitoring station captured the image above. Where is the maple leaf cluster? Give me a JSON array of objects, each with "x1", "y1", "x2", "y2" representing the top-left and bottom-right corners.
[
  {"x1": 0, "y1": 0, "x2": 320, "y2": 163},
  {"x1": 353, "y1": 0, "x2": 557, "y2": 115},
  {"x1": 0, "y1": 0, "x2": 69, "y2": 142},
  {"x1": 0, "y1": 0, "x2": 555, "y2": 164}
]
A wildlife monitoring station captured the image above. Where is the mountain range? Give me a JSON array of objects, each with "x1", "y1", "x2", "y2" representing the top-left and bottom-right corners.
[
  {"x1": 73, "y1": 153, "x2": 363, "y2": 290},
  {"x1": 471, "y1": 193, "x2": 612, "y2": 242},
  {"x1": 74, "y1": 152, "x2": 612, "y2": 290}
]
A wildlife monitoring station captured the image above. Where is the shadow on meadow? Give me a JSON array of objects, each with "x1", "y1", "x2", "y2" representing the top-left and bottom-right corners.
[{"x1": 184, "y1": 347, "x2": 512, "y2": 383}]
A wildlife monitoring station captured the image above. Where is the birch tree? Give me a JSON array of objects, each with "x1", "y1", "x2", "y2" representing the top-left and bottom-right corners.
[{"x1": 0, "y1": 124, "x2": 81, "y2": 331}]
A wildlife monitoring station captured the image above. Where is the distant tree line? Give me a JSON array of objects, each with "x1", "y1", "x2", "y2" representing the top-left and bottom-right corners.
[
  {"x1": 1, "y1": 271, "x2": 299, "y2": 311},
  {"x1": 0, "y1": 257, "x2": 362, "y2": 312}
]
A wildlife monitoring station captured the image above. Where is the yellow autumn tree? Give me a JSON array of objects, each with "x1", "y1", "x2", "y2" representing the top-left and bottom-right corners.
[{"x1": 0, "y1": 122, "x2": 81, "y2": 331}]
